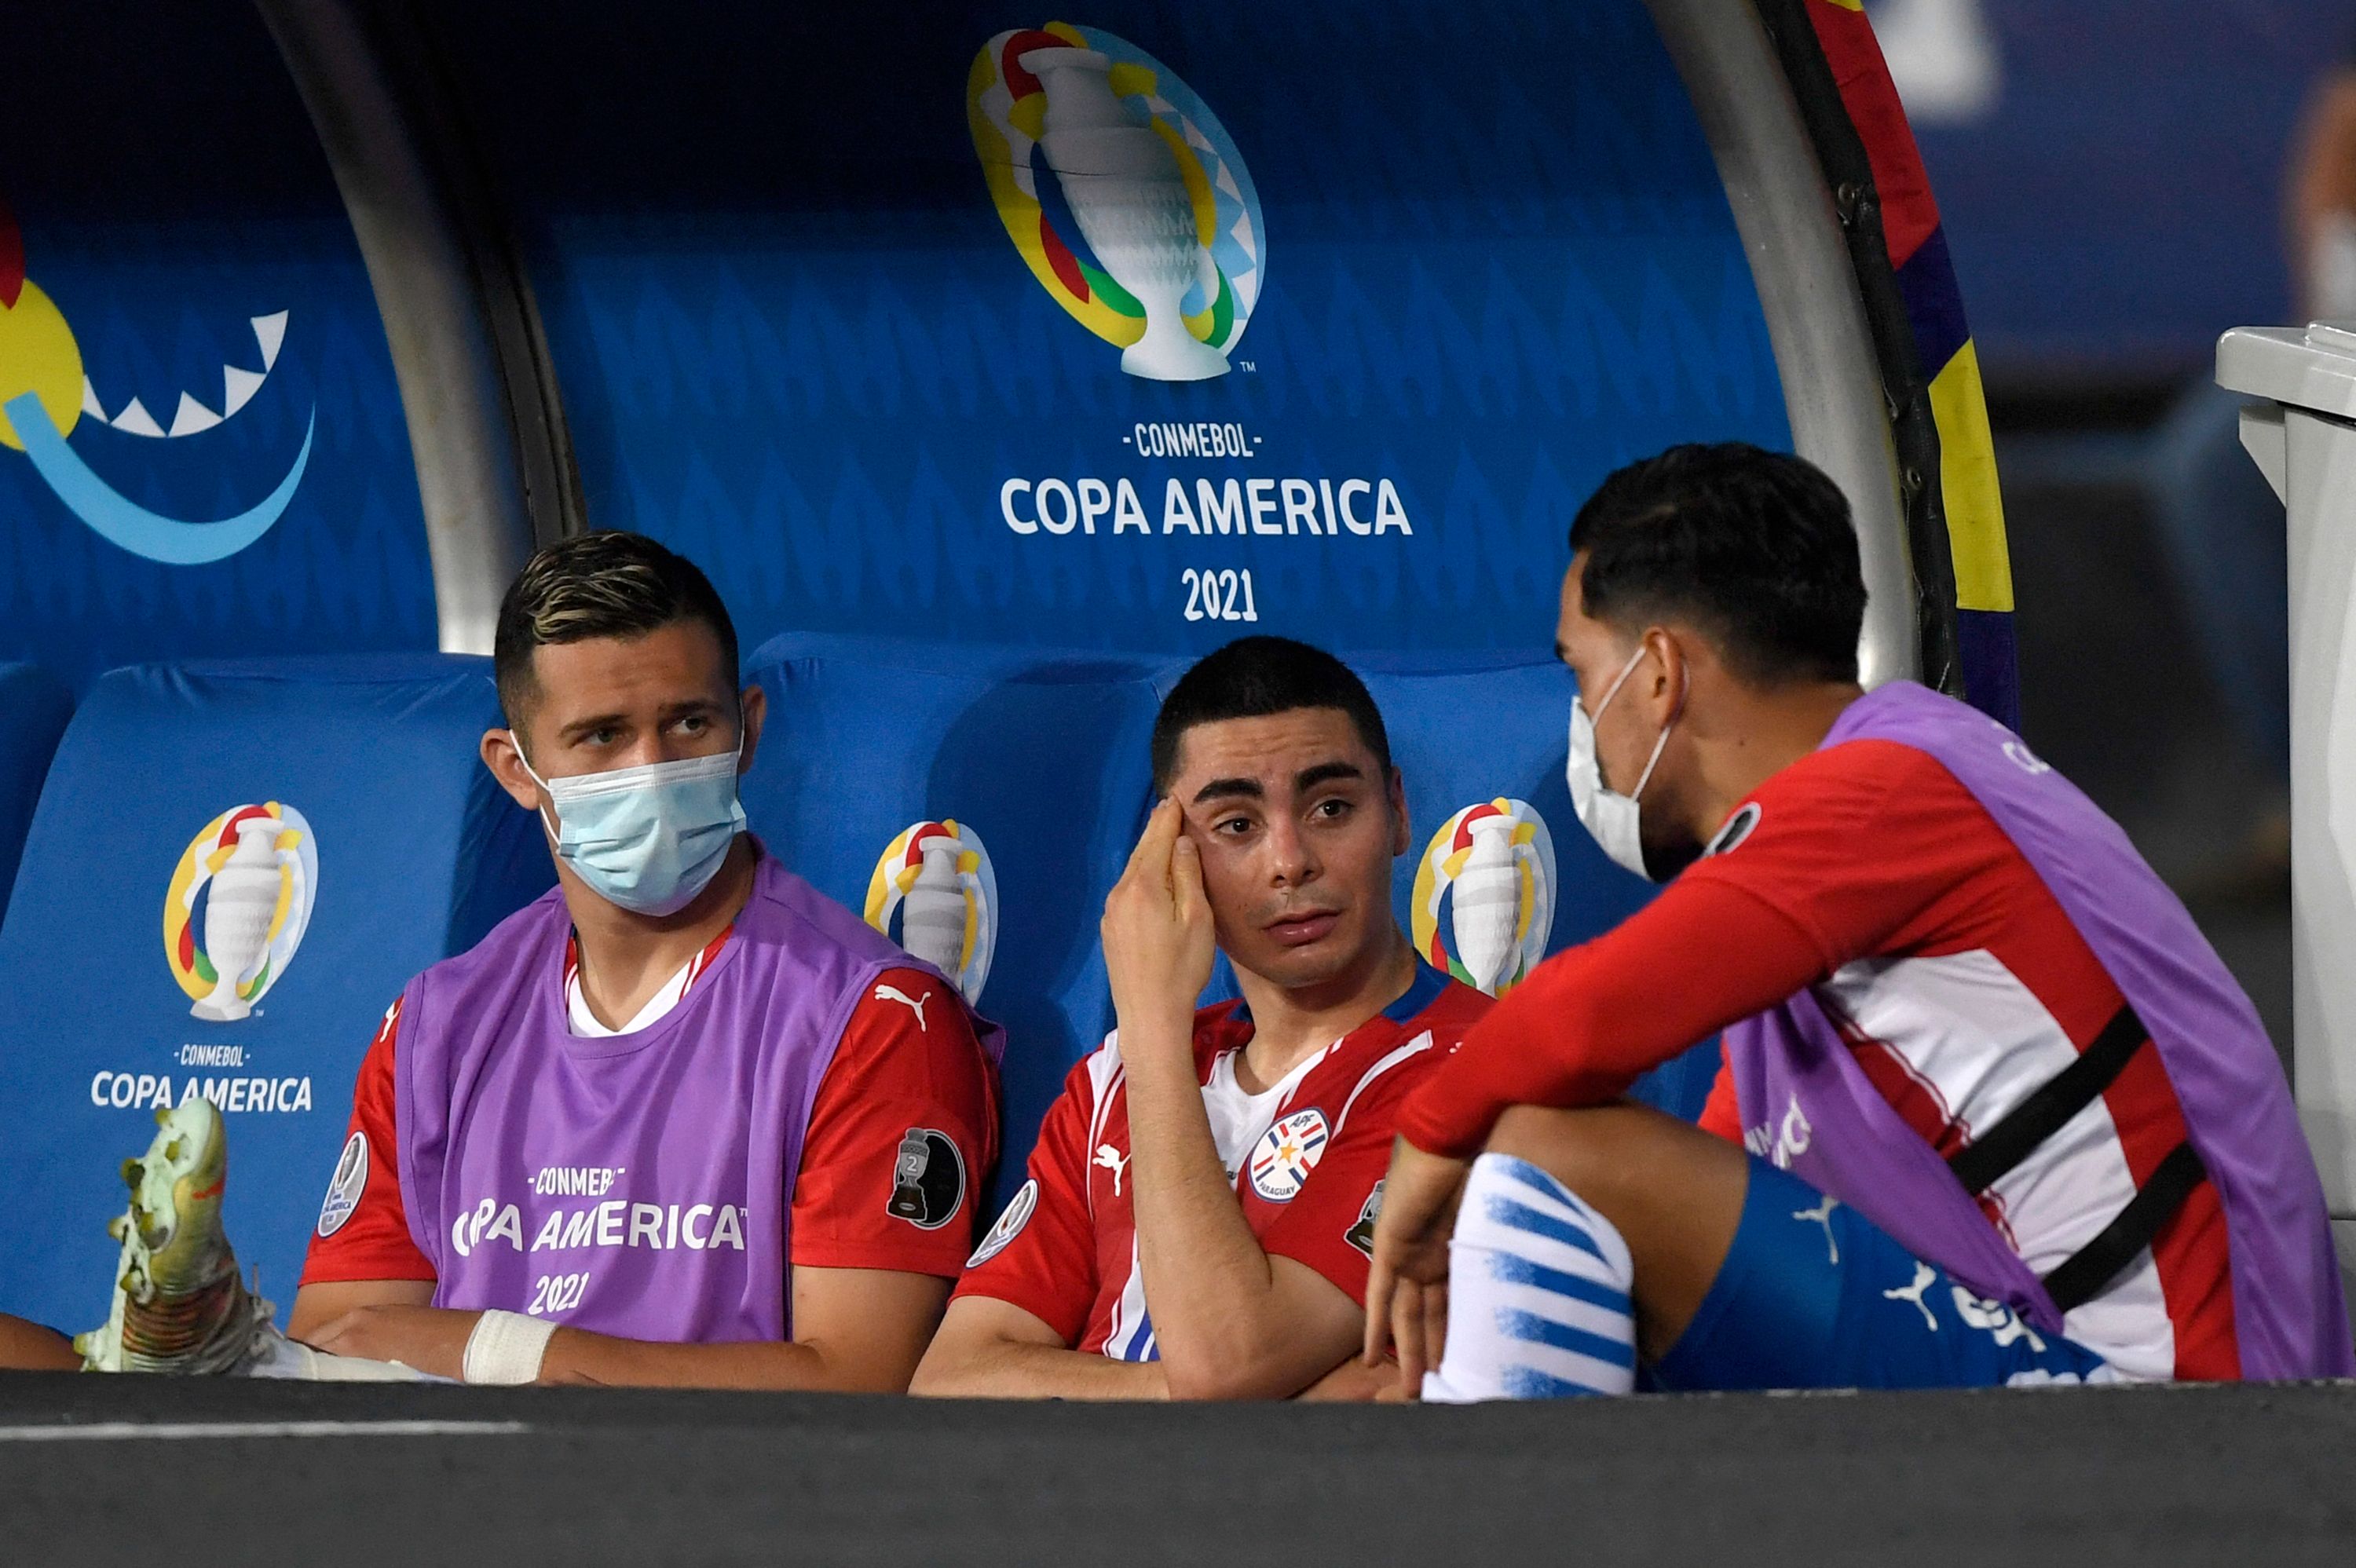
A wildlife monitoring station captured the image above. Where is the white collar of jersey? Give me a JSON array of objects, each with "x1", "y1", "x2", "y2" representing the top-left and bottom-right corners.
[
  {"x1": 1200, "y1": 1048, "x2": 1323, "y2": 1179},
  {"x1": 564, "y1": 955, "x2": 698, "y2": 1039}
]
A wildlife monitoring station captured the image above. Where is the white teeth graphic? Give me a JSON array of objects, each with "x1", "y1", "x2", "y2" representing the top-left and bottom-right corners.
[
  {"x1": 167, "y1": 393, "x2": 221, "y2": 437},
  {"x1": 221, "y1": 364, "x2": 265, "y2": 417},
  {"x1": 87, "y1": 311, "x2": 289, "y2": 439},
  {"x1": 111, "y1": 397, "x2": 165, "y2": 437},
  {"x1": 251, "y1": 310, "x2": 287, "y2": 371}
]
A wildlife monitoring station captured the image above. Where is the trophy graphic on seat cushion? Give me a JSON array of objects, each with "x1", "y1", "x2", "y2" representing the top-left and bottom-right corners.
[
  {"x1": 1019, "y1": 45, "x2": 1231, "y2": 382},
  {"x1": 189, "y1": 816, "x2": 301, "y2": 1022},
  {"x1": 866, "y1": 820, "x2": 999, "y2": 1005},
  {"x1": 899, "y1": 836, "x2": 973, "y2": 982},
  {"x1": 1414, "y1": 800, "x2": 1557, "y2": 999},
  {"x1": 1448, "y1": 812, "x2": 1528, "y2": 996}
]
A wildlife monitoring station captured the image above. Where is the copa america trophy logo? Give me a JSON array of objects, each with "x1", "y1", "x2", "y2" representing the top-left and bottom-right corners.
[
  {"x1": 1410, "y1": 799, "x2": 1557, "y2": 998},
  {"x1": 969, "y1": 24, "x2": 1264, "y2": 381},
  {"x1": 162, "y1": 802, "x2": 320, "y2": 1022},
  {"x1": 865, "y1": 819, "x2": 999, "y2": 1005}
]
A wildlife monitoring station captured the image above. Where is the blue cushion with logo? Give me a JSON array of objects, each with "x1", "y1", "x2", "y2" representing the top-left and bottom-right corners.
[
  {"x1": 740, "y1": 632, "x2": 1164, "y2": 1207},
  {"x1": 0, "y1": 655, "x2": 553, "y2": 1334},
  {"x1": 1359, "y1": 652, "x2": 1721, "y2": 1120},
  {"x1": 0, "y1": 663, "x2": 74, "y2": 927}
]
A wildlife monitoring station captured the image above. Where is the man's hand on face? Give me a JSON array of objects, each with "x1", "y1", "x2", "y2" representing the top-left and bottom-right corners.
[
  {"x1": 1102, "y1": 797, "x2": 1217, "y2": 1041},
  {"x1": 1361, "y1": 1136, "x2": 1472, "y2": 1399},
  {"x1": 302, "y1": 1305, "x2": 482, "y2": 1380}
]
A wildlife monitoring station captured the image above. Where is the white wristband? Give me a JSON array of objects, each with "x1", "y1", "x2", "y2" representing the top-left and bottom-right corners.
[{"x1": 462, "y1": 1309, "x2": 557, "y2": 1386}]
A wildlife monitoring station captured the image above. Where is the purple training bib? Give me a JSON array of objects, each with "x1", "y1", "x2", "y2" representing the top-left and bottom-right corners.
[
  {"x1": 1725, "y1": 682, "x2": 2350, "y2": 1380},
  {"x1": 393, "y1": 845, "x2": 999, "y2": 1343}
]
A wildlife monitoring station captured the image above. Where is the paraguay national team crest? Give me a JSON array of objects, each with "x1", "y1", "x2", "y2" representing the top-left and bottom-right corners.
[
  {"x1": 968, "y1": 23, "x2": 1264, "y2": 382},
  {"x1": 162, "y1": 802, "x2": 318, "y2": 1023},
  {"x1": 1248, "y1": 1108, "x2": 1330, "y2": 1204},
  {"x1": 1412, "y1": 799, "x2": 1557, "y2": 998},
  {"x1": 865, "y1": 819, "x2": 998, "y2": 1005}
]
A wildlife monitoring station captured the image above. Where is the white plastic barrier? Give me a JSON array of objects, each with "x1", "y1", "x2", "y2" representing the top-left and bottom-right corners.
[{"x1": 2219, "y1": 321, "x2": 2356, "y2": 1301}]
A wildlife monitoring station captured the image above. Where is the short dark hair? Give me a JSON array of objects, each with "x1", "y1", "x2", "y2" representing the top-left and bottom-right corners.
[
  {"x1": 1151, "y1": 637, "x2": 1392, "y2": 793},
  {"x1": 1568, "y1": 443, "x2": 1866, "y2": 685},
  {"x1": 492, "y1": 532, "x2": 740, "y2": 727}
]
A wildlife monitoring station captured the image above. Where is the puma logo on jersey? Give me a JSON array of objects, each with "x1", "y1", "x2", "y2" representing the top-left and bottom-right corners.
[
  {"x1": 874, "y1": 983, "x2": 931, "y2": 1031},
  {"x1": 1792, "y1": 1194, "x2": 1839, "y2": 1265},
  {"x1": 1093, "y1": 1144, "x2": 1129, "y2": 1197},
  {"x1": 1883, "y1": 1260, "x2": 1938, "y2": 1330}
]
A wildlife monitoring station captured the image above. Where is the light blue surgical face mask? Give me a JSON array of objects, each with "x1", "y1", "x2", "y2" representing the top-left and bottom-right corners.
[{"x1": 515, "y1": 740, "x2": 748, "y2": 917}]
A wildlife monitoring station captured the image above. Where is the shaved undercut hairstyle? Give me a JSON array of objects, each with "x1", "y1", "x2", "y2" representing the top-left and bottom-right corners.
[
  {"x1": 492, "y1": 531, "x2": 740, "y2": 727},
  {"x1": 1571, "y1": 442, "x2": 1867, "y2": 685},
  {"x1": 1151, "y1": 636, "x2": 1392, "y2": 794}
]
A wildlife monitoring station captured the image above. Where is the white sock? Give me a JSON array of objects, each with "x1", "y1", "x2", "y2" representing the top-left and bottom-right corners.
[{"x1": 1421, "y1": 1153, "x2": 1637, "y2": 1402}]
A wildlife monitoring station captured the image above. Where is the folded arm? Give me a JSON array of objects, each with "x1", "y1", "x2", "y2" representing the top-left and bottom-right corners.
[
  {"x1": 291, "y1": 1265, "x2": 953, "y2": 1391},
  {"x1": 909, "y1": 1295, "x2": 1167, "y2": 1399},
  {"x1": 1121, "y1": 1003, "x2": 1368, "y2": 1398}
]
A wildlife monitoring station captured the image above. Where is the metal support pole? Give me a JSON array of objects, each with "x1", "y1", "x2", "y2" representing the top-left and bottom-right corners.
[{"x1": 1644, "y1": 0, "x2": 1919, "y2": 689}]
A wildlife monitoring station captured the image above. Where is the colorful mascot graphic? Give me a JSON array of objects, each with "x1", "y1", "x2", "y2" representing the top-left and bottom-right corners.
[
  {"x1": 163, "y1": 802, "x2": 320, "y2": 1023},
  {"x1": 969, "y1": 22, "x2": 1264, "y2": 382},
  {"x1": 865, "y1": 819, "x2": 999, "y2": 1005},
  {"x1": 1411, "y1": 799, "x2": 1557, "y2": 998},
  {"x1": 0, "y1": 188, "x2": 311, "y2": 565}
]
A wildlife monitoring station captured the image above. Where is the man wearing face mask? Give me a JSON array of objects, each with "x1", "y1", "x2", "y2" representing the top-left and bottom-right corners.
[
  {"x1": 1363, "y1": 443, "x2": 2351, "y2": 1399},
  {"x1": 65, "y1": 532, "x2": 1002, "y2": 1388}
]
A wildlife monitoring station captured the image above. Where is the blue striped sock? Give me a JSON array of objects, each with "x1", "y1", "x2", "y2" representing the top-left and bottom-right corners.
[{"x1": 1421, "y1": 1153, "x2": 1637, "y2": 1402}]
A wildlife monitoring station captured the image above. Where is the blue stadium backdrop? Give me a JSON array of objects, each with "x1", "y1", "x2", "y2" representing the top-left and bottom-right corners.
[
  {"x1": 437, "y1": 0, "x2": 1793, "y2": 660},
  {"x1": 0, "y1": 1, "x2": 437, "y2": 692}
]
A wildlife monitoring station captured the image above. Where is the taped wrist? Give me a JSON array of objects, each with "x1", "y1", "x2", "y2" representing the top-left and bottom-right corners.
[{"x1": 461, "y1": 1309, "x2": 556, "y2": 1385}]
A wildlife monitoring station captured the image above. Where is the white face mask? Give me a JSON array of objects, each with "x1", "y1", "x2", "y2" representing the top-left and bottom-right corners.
[
  {"x1": 1567, "y1": 645, "x2": 1675, "y2": 881},
  {"x1": 516, "y1": 740, "x2": 748, "y2": 916}
]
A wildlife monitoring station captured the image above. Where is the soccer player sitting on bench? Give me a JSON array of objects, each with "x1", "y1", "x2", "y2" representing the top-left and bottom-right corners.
[
  {"x1": 5, "y1": 533, "x2": 1001, "y2": 1389},
  {"x1": 914, "y1": 638, "x2": 1489, "y2": 1399},
  {"x1": 1363, "y1": 443, "x2": 2351, "y2": 1399}
]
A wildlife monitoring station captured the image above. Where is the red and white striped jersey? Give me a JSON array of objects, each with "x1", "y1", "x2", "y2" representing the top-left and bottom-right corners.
[
  {"x1": 957, "y1": 965, "x2": 1490, "y2": 1359},
  {"x1": 1403, "y1": 737, "x2": 2238, "y2": 1383}
]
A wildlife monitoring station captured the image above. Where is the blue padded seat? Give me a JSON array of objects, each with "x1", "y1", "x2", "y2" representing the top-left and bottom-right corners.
[
  {"x1": 1348, "y1": 651, "x2": 1655, "y2": 964},
  {"x1": 740, "y1": 633, "x2": 1164, "y2": 1207},
  {"x1": 0, "y1": 663, "x2": 74, "y2": 927},
  {"x1": 0, "y1": 656, "x2": 553, "y2": 1333}
]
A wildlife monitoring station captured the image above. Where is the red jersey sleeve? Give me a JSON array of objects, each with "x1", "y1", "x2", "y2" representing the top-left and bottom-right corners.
[
  {"x1": 950, "y1": 1048, "x2": 1103, "y2": 1344},
  {"x1": 788, "y1": 967, "x2": 1001, "y2": 1278},
  {"x1": 300, "y1": 997, "x2": 436, "y2": 1285},
  {"x1": 1262, "y1": 1048, "x2": 1445, "y2": 1306},
  {"x1": 1398, "y1": 737, "x2": 2009, "y2": 1158},
  {"x1": 1396, "y1": 877, "x2": 1826, "y2": 1156},
  {"x1": 1674, "y1": 740, "x2": 2014, "y2": 969},
  {"x1": 1696, "y1": 1050, "x2": 1743, "y2": 1145}
]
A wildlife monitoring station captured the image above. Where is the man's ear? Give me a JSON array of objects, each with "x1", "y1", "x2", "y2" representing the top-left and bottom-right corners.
[
  {"x1": 481, "y1": 727, "x2": 543, "y2": 816},
  {"x1": 1387, "y1": 766, "x2": 1411, "y2": 858},
  {"x1": 737, "y1": 683, "x2": 767, "y2": 774},
  {"x1": 1644, "y1": 627, "x2": 1691, "y2": 720}
]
